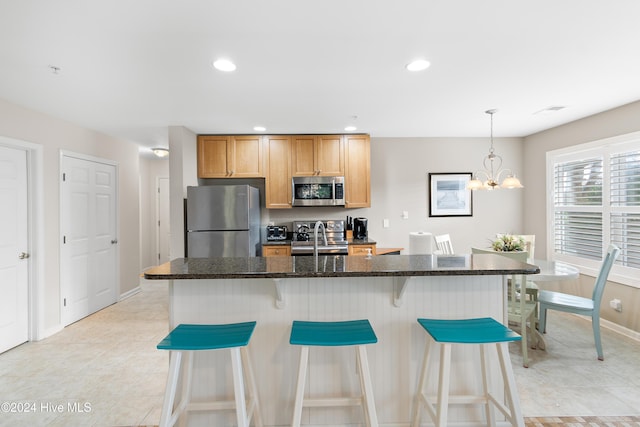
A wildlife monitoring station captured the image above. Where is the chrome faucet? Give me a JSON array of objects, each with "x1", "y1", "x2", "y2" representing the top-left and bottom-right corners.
[{"x1": 313, "y1": 220, "x2": 328, "y2": 260}]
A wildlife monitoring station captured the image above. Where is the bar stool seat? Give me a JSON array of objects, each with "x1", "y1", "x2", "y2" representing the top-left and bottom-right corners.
[
  {"x1": 411, "y1": 317, "x2": 524, "y2": 427},
  {"x1": 157, "y1": 322, "x2": 262, "y2": 427},
  {"x1": 290, "y1": 319, "x2": 379, "y2": 427}
]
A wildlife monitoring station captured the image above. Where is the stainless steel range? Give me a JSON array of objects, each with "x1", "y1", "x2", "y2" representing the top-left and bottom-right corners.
[{"x1": 291, "y1": 220, "x2": 348, "y2": 255}]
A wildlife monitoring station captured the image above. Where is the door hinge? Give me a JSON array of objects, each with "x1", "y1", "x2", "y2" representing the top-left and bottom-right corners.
[
  {"x1": 63, "y1": 298, "x2": 66, "y2": 307},
  {"x1": 63, "y1": 236, "x2": 66, "y2": 244},
  {"x1": 62, "y1": 172, "x2": 66, "y2": 181}
]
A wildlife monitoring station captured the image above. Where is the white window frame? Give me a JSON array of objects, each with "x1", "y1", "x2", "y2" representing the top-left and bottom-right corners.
[{"x1": 546, "y1": 131, "x2": 640, "y2": 288}]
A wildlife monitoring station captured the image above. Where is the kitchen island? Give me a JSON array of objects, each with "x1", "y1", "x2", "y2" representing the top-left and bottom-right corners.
[{"x1": 145, "y1": 254, "x2": 538, "y2": 426}]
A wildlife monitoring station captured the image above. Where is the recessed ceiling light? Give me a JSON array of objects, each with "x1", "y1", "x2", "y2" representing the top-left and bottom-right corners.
[
  {"x1": 406, "y1": 59, "x2": 431, "y2": 72},
  {"x1": 253, "y1": 126, "x2": 266, "y2": 132},
  {"x1": 344, "y1": 126, "x2": 357, "y2": 132},
  {"x1": 212, "y1": 59, "x2": 237, "y2": 72}
]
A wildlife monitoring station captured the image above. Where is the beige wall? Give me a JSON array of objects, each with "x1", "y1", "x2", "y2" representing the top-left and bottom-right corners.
[
  {"x1": 523, "y1": 100, "x2": 640, "y2": 334},
  {"x1": 0, "y1": 98, "x2": 141, "y2": 338}
]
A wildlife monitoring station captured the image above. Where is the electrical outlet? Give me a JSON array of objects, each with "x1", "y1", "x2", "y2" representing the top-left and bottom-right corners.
[
  {"x1": 609, "y1": 299, "x2": 622, "y2": 312},
  {"x1": 383, "y1": 219, "x2": 390, "y2": 228}
]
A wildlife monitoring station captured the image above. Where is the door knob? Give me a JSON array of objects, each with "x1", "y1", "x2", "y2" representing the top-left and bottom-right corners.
[
  {"x1": 111, "y1": 239, "x2": 118, "y2": 244},
  {"x1": 18, "y1": 252, "x2": 30, "y2": 259}
]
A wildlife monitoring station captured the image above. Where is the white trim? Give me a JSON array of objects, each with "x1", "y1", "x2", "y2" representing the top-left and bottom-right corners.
[
  {"x1": 547, "y1": 130, "x2": 640, "y2": 157},
  {"x1": 42, "y1": 325, "x2": 64, "y2": 341},
  {"x1": 601, "y1": 317, "x2": 640, "y2": 342},
  {"x1": 119, "y1": 286, "x2": 141, "y2": 301},
  {"x1": 0, "y1": 136, "x2": 45, "y2": 341}
]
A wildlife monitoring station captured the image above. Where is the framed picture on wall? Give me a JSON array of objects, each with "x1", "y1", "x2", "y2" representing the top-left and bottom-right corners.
[{"x1": 428, "y1": 173, "x2": 473, "y2": 217}]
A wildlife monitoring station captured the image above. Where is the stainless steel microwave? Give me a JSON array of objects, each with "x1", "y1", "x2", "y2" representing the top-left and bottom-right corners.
[{"x1": 292, "y1": 176, "x2": 345, "y2": 207}]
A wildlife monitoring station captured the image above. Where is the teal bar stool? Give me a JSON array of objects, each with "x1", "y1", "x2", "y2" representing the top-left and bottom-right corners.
[
  {"x1": 289, "y1": 319, "x2": 379, "y2": 427},
  {"x1": 157, "y1": 322, "x2": 262, "y2": 427},
  {"x1": 411, "y1": 318, "x2": 524, "y2": 427}
]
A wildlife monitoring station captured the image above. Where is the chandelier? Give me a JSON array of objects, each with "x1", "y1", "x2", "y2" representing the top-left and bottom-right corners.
[{"x1": 467, "y1": 109, "x2": 523, "y2": 190}]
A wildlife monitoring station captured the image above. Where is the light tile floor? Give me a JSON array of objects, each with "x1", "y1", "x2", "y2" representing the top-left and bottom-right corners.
[{"x1": 0, "y1": 279, "x2": 639, "y2": 426}]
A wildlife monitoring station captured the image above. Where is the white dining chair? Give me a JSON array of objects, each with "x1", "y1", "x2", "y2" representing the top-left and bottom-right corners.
[
  {"x1": 538, "y1": 244, "x2": 620, "y2": 361},
  {"x1": 434, "y1": 234, "x2": 454, "y2": 255}
]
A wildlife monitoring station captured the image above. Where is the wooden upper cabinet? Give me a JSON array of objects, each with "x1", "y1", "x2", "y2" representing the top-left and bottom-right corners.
[
  {"x1": 344, "y1": 134, "x2": 371, "y2": 208},
  {"x1": 197, "y1": 135, "x2": 263, "y2": 178},
  {"x1": 198, "y1": 136, "x2": 230, "y2": 178},
  {"x1": 264, "y1": 135, "x2": 292, "y2": 209},
  {"x1": 292, "y1": 135, "x2": 344, "y2": 176}
]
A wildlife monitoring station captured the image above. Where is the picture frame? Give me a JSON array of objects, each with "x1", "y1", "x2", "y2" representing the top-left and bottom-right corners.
[{"x1": 428, "y1": 173, "x2": 473, "y2": 217}]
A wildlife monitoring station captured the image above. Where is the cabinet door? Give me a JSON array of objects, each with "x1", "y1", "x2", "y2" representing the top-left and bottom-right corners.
[
  {"x1": 265, "y1": 135, "x2": 292, "y2": 209},
  {"x1": 316, "y1": 135, "x2": 344, "y2": 176},
  {"x1": 231, "y1": 135, "x2": 263, "y2": 177},
  {"x1": 291, "y1": 135, "x2": 316, "y2": 176},
  {"x1": 198, "y1": 136, "x2": 231, "y2": 178},
  {"x1": 344, "y1": 135, "x2": 371, "y2": 208}
]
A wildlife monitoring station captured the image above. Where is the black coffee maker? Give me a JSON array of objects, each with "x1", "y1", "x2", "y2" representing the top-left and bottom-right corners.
[{"x1": 353, "y1": 217, "x2": 368, "y2": 240}]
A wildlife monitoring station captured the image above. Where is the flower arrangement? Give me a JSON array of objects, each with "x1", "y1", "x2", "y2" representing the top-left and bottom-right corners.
[{"x1": 491, "y1": 234, "x2": 525, "y2": 252}]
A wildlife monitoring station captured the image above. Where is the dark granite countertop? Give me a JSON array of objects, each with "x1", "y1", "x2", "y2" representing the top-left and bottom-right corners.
[
  {"x1": 143, "y1": 254, "x2": 539, "y2": 280},
  {"x1": 262, "y1": 240, "x2": 291, "y2": 246},
  {"x1": 348, "y1": 238, "x2": 377, "y2": 245}
]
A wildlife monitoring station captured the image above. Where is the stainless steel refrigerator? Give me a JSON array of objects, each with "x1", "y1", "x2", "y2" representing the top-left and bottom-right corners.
[{"x1": 186, "y1": 185, "x2": 261, "y2": 257}]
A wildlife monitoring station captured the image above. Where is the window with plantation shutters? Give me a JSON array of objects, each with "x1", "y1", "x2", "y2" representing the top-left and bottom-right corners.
[
  {"x1": 553, "y1": 157, "x2": 603, "y2": 261},
  {"x1": 547, "y1": 133, "x2": 640, "y2": 287},
  {"x1": 610, "y1": 150, "x2": 640, "y2": 269}
]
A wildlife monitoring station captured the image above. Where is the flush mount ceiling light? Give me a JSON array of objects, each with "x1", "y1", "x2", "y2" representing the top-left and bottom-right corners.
[
  {"x1": 152, "y1": 148, "x2": 169, "y2": 158},
  {"x1": 212, "y1": 59, "x2": 237, "y2": 72},
  {"x1": 253, "y1": 126, "x2": 266, "y2": 132},
  {"x1": 344, "y1": 126, "x2": 357, "y2": 132},
  {"x1": 467, "y1": 110, "x2": 523, "y2": 191},
  {"x1": 406, "y1": 59, "x2": 431, "y2": 71}
]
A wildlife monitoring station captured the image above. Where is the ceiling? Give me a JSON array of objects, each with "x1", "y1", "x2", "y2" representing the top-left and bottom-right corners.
[{"x1": 2, "y1": 1, "x2": 640, "y2": 156}]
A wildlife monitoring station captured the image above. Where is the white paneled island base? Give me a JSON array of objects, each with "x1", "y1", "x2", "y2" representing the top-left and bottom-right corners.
[{"x1": 167, "y1": 275, "x2": 507, "y2": 426}]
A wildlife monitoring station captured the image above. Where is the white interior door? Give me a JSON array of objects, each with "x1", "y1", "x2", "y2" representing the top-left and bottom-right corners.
[
  {"x1": 60, "y1": 155, "x2": 118, "y2": 326},
  {"x1": 0, "y1": 146, "x2": 29, "y2": 353},
  {"x1": 157, "y1": 177, "x2": 170, "y2": 264}
]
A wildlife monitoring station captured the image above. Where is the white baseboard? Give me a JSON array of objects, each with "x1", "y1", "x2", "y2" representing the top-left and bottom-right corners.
[
  {"x1": 601, "y1": 317, "x2": 640, "y2": 342},
  {"x1": 119, "y1": 286, "x2": 141, "y2": 301},
  {"x1": 40, "y1": 325, "x2": 64, "y2": 341}
]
